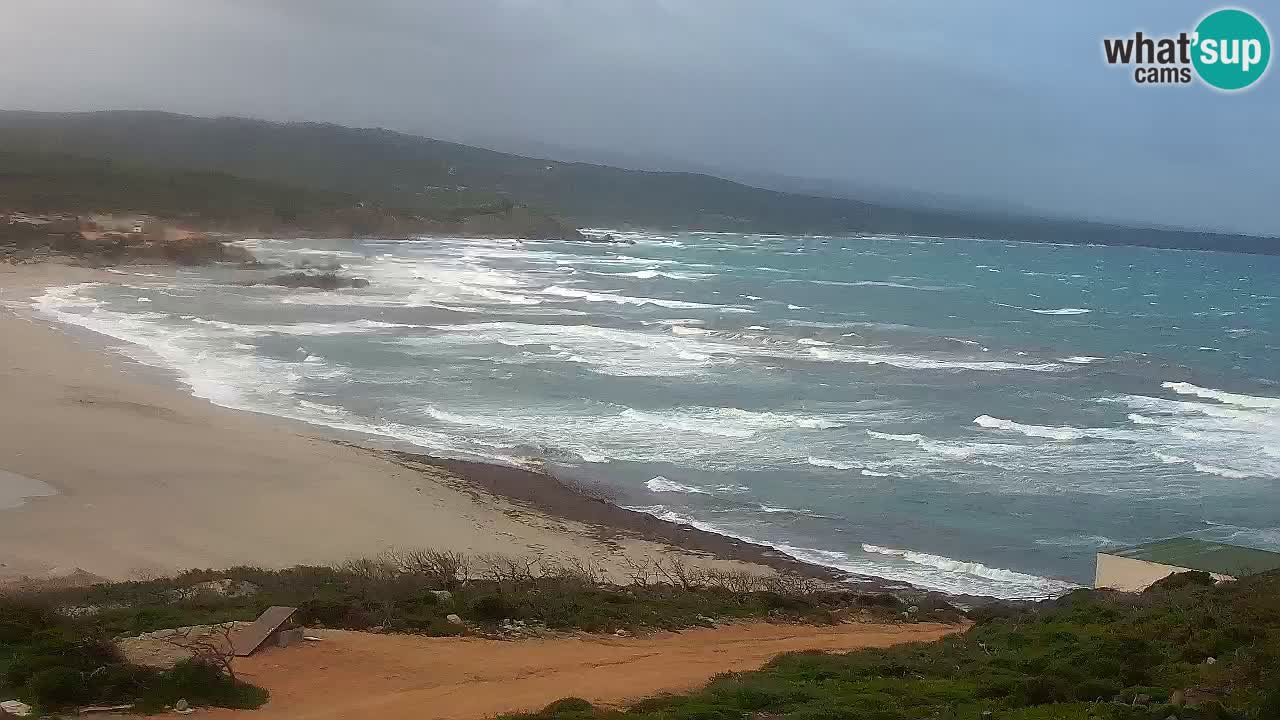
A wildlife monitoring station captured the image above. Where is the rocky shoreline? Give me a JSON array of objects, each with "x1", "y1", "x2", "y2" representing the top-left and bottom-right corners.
[{"x1": 0, "y1": 210, "x2": 627, "y2": 270}]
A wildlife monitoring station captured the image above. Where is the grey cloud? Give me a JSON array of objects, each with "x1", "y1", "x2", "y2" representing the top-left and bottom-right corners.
[{"x1": 1, "y1": 1, "x2": 1277, "y2": 233}]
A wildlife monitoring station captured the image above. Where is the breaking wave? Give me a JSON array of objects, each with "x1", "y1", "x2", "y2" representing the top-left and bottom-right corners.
[
  {"x1": 645, "y1": 476, "x2": 711, "y2": 494},
  {"x1": 973, "y1": 415, "x2": 1088, "y2": 441},
  {"x1": 807, "y1": 347, "x2": 1059, "y2": 373},
  {"x1": 861, "y1": 544, "x2": 1079, "y2": 595},
  {"x1": 806, "y1": 456, "x2": 856, "y2": 470},
  {"x1": 806, "y1": 457, "x2": 896, "y2": 477},
  {"x1": 1162, "y1": 381, "x2": 1280, "y2": 410},
  {"x1": 621, "y1": 407, "x2": 843, "y2": 439},
  {"x1": 628, "y1": 506, "x2": 1075, "y2": 599},
  {"x1": 1030, "y1": 307, "x2": 1092, "y2": 315},
  {"x1": 541, "y1": 285, "x2": 722, "y2": 309}
]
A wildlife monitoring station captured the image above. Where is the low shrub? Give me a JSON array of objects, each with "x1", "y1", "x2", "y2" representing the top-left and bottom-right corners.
[
  {"x1": 499, "y1": 571, "x2": 1280, "y2": 720},
  {"x1": 143, "y1": 659, "x2": 268, "y2": 710},
  {"x1": 0, "y1": 598, "x2": 267, "y2": 712}
]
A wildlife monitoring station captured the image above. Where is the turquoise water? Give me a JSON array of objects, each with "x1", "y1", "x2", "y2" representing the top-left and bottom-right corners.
[{"x1": 34, "y1": 230, "x2": 1280, "y2": 598}]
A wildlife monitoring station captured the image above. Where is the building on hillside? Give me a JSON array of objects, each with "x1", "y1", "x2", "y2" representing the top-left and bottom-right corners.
[{"x1": 1096, "y1": 537, "x2": 1280, "y2": 591}]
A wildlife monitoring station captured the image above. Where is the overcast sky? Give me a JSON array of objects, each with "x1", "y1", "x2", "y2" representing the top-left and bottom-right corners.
[{"x1": 1, "y1": 1, "x2": 1277, "y2": 234}]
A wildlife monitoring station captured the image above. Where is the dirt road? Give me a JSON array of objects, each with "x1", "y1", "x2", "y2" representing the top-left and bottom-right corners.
[{"x1": 195, "y1": 622, "x2": 963, "y2": 720}]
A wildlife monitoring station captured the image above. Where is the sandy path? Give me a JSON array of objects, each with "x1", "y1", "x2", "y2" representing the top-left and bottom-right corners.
[{"x1": 193, "y1": 622, "x2": 962, "y2": 720}]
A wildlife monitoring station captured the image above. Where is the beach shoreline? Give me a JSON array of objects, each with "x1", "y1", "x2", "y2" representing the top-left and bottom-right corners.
[{"x1": 0, "y1": 260, "x2": 929, "y2": 597}]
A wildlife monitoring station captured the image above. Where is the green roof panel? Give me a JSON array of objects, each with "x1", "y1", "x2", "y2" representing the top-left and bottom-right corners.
[{"x1": 1109, "y1": 537, "x2": 1280, "y2": 577}]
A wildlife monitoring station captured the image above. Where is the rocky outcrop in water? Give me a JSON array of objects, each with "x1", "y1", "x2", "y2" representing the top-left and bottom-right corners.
[{"x1": 250, "y1": 272, "x2": 371, "y2": 289}]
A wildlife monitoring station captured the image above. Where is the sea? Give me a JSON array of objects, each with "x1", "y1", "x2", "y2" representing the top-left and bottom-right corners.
[{"x1": 29, "y1": 230, "x2": 1280, "y2": 599}]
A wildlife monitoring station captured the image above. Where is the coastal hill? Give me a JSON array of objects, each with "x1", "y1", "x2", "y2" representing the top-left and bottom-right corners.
[
  {"x1": 0, "y1": 149, "x2": 582, "y2": 241},
  {"x1": 0, "y1": 110, "x2": 1276, "y2": 255}
]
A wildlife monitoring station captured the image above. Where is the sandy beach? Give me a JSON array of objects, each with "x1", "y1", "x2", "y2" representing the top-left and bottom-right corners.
[{"x1": 0, "y1": 262, "x2": 775, "y2": 587}]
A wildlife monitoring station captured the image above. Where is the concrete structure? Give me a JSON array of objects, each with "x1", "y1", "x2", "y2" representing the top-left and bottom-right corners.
[{"x1": 1096, "y1": 537, "x2": 1280, "y2": 591}]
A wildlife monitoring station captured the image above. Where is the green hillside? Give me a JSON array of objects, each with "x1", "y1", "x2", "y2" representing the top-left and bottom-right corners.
[
  {"x1": 510, "y1": 571, "x2": 1280, "y2": 720},
  {"x1": 0, "y1": 150, "x2": 579, "y2": 239},
  {"x1": 0, "y1": 110, "x2": 1275, "y2": 254},
  {"x1": 0, "y1": 151, "x2": 357, "y2": 221}
]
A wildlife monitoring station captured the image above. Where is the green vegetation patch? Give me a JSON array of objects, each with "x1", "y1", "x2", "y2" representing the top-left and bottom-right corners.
[
  {"x1": 502, "y1": 571, "x2": 1280, "y2": 720},
  {"x1": 0, "y1": 597, "x2": 266, "y2": 713},
  {"x1": 12, "y1": 552, "x2": 953, "y2": 640},
  {"x1": 1, "y1": 550, "x2": 955, "y2": 714}
]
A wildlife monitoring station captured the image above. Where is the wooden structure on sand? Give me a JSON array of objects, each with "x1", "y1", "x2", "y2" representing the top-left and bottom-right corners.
[{"x1": 230, "y1": 606, "x2": 303, "y2": 656}]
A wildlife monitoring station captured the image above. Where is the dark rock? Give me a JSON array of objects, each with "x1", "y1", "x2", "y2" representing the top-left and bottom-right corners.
[
  {"x1": 256, "y1": 272, "x2": 371, "y2": 290},
  {"x1": 297, "y1": 257, "x2": 343, "y2": 271},
  {"x1": 456, "y1": 205, "x2": 584, "y2": 241}
]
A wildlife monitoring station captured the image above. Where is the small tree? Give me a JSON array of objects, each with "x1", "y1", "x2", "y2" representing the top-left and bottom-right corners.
[{"x1": 159, "y1": 623, "x2": 239, "y2": 681}]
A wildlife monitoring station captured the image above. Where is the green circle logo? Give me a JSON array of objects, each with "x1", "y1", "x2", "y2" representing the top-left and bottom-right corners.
[{"x1": 1193, "y1": 9, "x2": 1270, "y2": 90}]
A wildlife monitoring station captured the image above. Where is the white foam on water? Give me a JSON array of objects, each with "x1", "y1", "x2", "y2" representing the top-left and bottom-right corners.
[
  {"x1": 34, "y1": 284, "x2": 316, "y2": 409},
  {"x1": 409, "y1": 401, "x2": 856, "y2": 472},
  {"x1": 756, "y1": 504, "x2": 828, "y2": 517},
  {"x1": 808, "y1": 347, "x2": 1060, "y2": 373},
  {"x1": 808, "y1": 279, "x2": 951, "y2": 291},
  {"x1": 867, "y1": 430, "x2": 925, "y2": 443},
  {"x1": 866, "y1": 430, "x2": 1024, "y2": 464},
  {"x1": 973, "y1": 415, "x2": 1089, "y2": 441},
  {"x1": 26, "y1": 285, "x2": 538, "y2": 466},
  {"x1": 409, "y1": 321, "x2": 741, "y2": 377},
  {"x1": 1030, "y1": 307, "x2": 1092, "y2": 315},
  {"x1": 1150, "y1": 447, "x2": 1255, "y2": 479},
  {"x1": 199, "y1": 318, "x2": 428, "y2": 337},
  {"x1": 588, "y1": 269, "x2": 710, "y2": 280},
  {"x1": 1162, "y1": 381, "x2": 1280, "y2": 410},
  {"x1": 541, "y1": 285, "x2": 722, "y2": 310},
  {"x1": 621, "y1": 407, "x2": 844, "y2": 439},
  {"x1": 422, "y1": 406, "x2": 514, "y2": 431},
  {"x1": 805, "y1": 456, "x2": 898, "y2": 477},
  {"x1": 1190, "y1": 463, "x2": 1252, "y2": 479},
  {"x1": 645, "y1": 476, "x2": 712, "y2": 494},
  {"x1": 1197, "y1": 522, "x2": 1280, "y2": 550},
  {"x1": 628, "y1": 504, "x2": 1076, "y2": 599},
  {"x1": 1060, "y1": 356, "x2": 1104, "y2": 364},
  {"x1": 861, "y1": 544, "x2": 1079, "y2": 596},
  {"x1": 806, "y1": 456, "x2": 856, "y2": 470},
  {"x1": 1108, "y1": 385, "x2": 1280, "y2": 480},
  {"x1": 1033, "y1": 534, "x2": 1127, "y2": 549}
]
